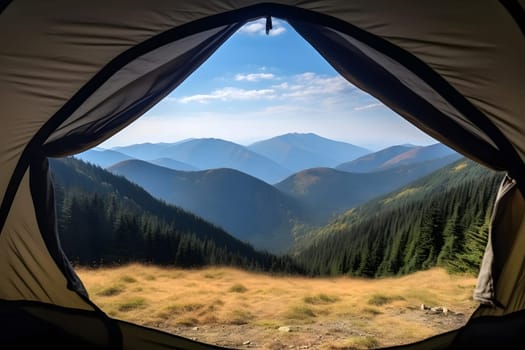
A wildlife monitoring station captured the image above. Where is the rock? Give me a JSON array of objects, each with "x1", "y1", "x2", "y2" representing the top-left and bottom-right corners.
[
  {"x1": 430, "y1": 306, "x2": 443, "y2": 313},
  {"x1": 243, "y1": 340, "x2": 251, "y2": 345},
  {"x1": 278, "y1": 326, "x2": 291, "y2": 332},
  {"x1": 420, "y1": 303, "x2": 428, "y2": 310},
  {"x1": 443, "y1": 307, "x2": 449, "y2": 315},
  {"x1": 192, "y1": 327, "x2": 199, "y2": 331}
]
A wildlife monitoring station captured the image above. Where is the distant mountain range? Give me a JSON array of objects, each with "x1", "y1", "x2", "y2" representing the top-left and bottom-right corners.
[
  {"x1": 71, "y1": 133, "x2": 466, "y2": 253},
  {"x1": 78, "y1": 134, "x2": 459, "y2": 187},
  {"x1": 78, "y1": 133, "x2": 373, "y2": 183},
  {"x1": 112, "y1": 138, "x2": 290, "y2": 184},
  {"x1": 106, "y1": 148, "x2": 462, "y2": 251}
]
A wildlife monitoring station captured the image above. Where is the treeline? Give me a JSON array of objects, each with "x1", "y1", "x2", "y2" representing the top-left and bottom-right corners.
[
  {"x1": 295, "y1": 160, "x2": 503, "y2": 277},
  {"x1": 51, "y1": 157, "x2": 302, "y2": 274}
]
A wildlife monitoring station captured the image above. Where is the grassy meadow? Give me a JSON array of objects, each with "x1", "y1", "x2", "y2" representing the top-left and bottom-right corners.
[{"x1": 77, "y1": 264, "x2": 479, "y2": 349}]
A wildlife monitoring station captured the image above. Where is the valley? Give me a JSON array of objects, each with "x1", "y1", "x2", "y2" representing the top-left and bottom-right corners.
[{"x1": 74, "y1": 133, "x2": 466, "y2": 254}]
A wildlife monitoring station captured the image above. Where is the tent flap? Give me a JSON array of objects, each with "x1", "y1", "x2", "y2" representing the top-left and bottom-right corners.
[{"x1": 1, "y1": 1, "x2": 524, "y2": 349}]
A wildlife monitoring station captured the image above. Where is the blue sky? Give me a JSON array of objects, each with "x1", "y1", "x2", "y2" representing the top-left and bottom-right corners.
[{"x1": 101, "y1": 19, "x2": 436, "y2": 151}]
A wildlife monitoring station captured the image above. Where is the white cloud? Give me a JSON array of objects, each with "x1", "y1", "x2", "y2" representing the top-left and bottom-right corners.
[
  {"x1": 281, "y1": 74, "x2": 352, "y2": 98},
  {"x1": 271, "y1": 82, "x2": 289, "y2": 89},
  {"x1": 353, "y1": 102, "x2": 383, "y2": 111},
  {"x1": 238, "y1": 18, "x2": 287, "y2": 36},
  {"x1": 235, "y1": 73, "x2": 275, "y2": 82},
  {"x1": 239, "y1": 21, "x2": 265, "y2": 34},
  {"x1": 268, "y1": 27, "x2": 286, "y2": 36},
  {"x1": 178, "y1": 72, "x2": 355, "y2": 106},
  {"x1": 179, "y1": 87, "x2": 276, "y2": 103}
]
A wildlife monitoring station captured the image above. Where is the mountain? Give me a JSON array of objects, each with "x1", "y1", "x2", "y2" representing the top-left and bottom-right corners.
[
  {"x1": 49, "y1": 157, "x2": 300, "y2": 272},
  {"x1": 74, "y1": 149, "x2": 134, "y2": 168},
  {"x1": 335, "y1": 145, "x2": 417, "y2": 172},
  {"x1": 148, "y1": 157, "x2": 199, "y2": 171},
  {"x1": 294, "y1": 158, "x2": 504, "y2": 277},
  {"x1": 248, "y1": 133, "x2": 370, "y2": 172},
  {"x1": 275, "y1": 153, "x2": 464, "y2": 225},
  {"x1": 111, "y1": 142, "x2": 181, "y2": 159},
  {"x1": 115, "y1": 138, "x2": 291, "y2": 184},
  {"x1": 336, "y1": 143, "x2": 457, "y2": 172},
  {"x1": 108, "y1": 159, "x2": 302, "y2": 253}
]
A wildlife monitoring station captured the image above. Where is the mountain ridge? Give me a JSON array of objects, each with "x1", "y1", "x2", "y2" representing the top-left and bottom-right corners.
[
  {"x1": 337, "y1": 143, "x2": 456, "y2": 173},
  {"x1": 108, "y1": 159, "x2": 303, "y2": 253}
]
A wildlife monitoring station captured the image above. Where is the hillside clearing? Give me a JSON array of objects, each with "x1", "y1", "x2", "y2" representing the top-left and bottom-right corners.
[{"x1": 77, "y1": 264, "x2": 479, "y2": 349}]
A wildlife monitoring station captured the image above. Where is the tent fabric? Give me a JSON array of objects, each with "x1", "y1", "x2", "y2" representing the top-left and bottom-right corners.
[
  {"x1": 0, "y1": 1, "x2": 524, "y2": 349},
  {"x1": 44, "y1": 25, "x2": 241, "y2": 156},
  {"x1": 474, "y1": 176, "x2": 525, "y2": 314}
]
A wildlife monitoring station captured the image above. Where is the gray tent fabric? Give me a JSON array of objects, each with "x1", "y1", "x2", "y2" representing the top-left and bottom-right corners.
[{"x1": 1, "y1": 1, "x2": 524, "y2": 349}]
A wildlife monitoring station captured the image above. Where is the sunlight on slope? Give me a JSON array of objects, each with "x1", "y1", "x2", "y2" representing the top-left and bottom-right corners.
[
  {"x1": 381, "y1": 187, "x2": 421, "y2": 205},
  {"x1": 453, "y1": 162, "x2": 468, "y2": 172}
]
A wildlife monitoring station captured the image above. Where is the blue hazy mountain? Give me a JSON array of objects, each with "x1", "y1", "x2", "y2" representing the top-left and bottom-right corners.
[
  {"x1": 111, "y1": 142, "x2": 179, "y2": 160},
  {"x1": 337, "y1": 143, "x2": 457, "y2": 172},
  {"x1": 108, "y1": 159, "x2": 302, "y2": 253},
  {"x1": 248, "y1": 133, "x2": 371, "y2": 172},
  {"x1": 74, "y1": 149, "x2": 134, "y2": 168},
  {"x1": 148, "y1": 157, "x2": 199, "y2": 171},
  {"x1": 276, "y1": 153, "x2": 463, "y2": 225},
  {"x1": 113, "y1": 138, "x2": 291, "y2": 184}
]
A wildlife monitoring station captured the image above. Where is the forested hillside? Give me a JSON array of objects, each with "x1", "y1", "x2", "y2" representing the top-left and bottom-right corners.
[
  {"x1": 50, "y1": 157, "x2": 301, "y2": 273},
  {"x1": 276, "y1": 154, "x2": 462, "y2": 225},
  {"x1": 294, "y1": 159, "x2": 504, "y2": 277}
]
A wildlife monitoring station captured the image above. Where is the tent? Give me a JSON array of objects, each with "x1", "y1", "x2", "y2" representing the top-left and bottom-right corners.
[{"x1": 1, "y1": 0, "x2": 524, "y2": 348}]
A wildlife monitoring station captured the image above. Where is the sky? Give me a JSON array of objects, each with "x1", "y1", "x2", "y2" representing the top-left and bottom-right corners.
[{"x1": 100, "y1": 18, "x2": 437, "y2": 151}]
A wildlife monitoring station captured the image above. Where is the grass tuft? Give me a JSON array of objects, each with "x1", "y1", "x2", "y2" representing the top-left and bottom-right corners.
[
  {"x1": 203, "y1": 270, "x2": 225, "y2": 279},
  {"x1": 367, "y1": 294, "x2": 405, "y2": 306},
  {"x1": 325, "y1": 336, "x2": 379, "y2": 350},
  {"x1": 363, "y1": 307, "x2": 382, "y2": 315},
  {"x1": 286, "y1": 305, "x2": 316, "y2": 320},
  {"x1": 229, "y1": 283, "x2": 248, "y2": 293},
  {"x1": 96, "y1": 285, "x2": 124, "y2": 297},
  {"x1": 226, "y1": 309, "x2": 254, "y2": 325},
  {"x1": 117, "y1": 297, "x2": 146, "y2": 312},
  {"x1": 304, "y1": 293, "x2": 340, "y2": 304},
  {"x1": 176, "y1": 317, "x2": 199, "y2": 326},
  {"x1": 120, "y1": 275, "x2": 137, "y2": 283}
]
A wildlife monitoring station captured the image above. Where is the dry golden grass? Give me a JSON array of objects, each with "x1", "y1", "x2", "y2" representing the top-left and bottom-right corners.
[{"x1": 77, "y1": 264, "x2": 478, "y2": 349}]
